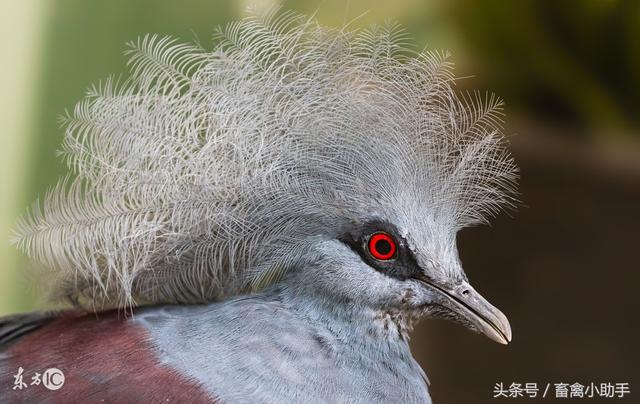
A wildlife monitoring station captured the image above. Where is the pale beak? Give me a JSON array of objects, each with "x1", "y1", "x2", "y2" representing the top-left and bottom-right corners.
[{"x1": 419, "y1": 279, "x2": 512, "y2": 344}]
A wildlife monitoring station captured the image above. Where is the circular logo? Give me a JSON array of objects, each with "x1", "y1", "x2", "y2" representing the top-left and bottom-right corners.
[{"x1": 42, "y1": 368, "x2": 65, "y2": 390}]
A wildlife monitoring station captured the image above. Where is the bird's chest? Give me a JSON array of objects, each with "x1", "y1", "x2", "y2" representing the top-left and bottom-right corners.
[
  {"x1": 140, "y1": 304, "x2": 431, "y2": 403},
  {"x1": 153, "y1": 331, "x2": 430, "y2": 403}
]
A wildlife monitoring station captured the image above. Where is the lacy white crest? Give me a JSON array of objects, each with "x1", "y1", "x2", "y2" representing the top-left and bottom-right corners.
[{"x1": 13, "y1": 8, "x2": 518, "y2": 309}]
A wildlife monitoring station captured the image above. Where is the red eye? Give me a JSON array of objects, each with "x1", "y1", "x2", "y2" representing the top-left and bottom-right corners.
[{"x1": 368, "y1": 232, "x2": 397, "y2": 260}]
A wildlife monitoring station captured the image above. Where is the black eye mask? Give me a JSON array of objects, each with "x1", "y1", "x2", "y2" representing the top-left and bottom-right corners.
[{"x1": 339, "y1": 220, "x2": 422, "y2": 281}]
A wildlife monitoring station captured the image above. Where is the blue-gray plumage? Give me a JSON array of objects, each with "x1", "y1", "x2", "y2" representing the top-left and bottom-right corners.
[
  {"x1": 139, "y1": 290, "x2": 430, "y2": 403},
  {"x1": 2, "y1": 7, "x2": 517, "y2": 403}
]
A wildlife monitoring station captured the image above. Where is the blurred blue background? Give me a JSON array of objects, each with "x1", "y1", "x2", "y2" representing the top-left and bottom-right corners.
[{"x1": 1, "y1": 1, "x2": 638, "y2": 402}]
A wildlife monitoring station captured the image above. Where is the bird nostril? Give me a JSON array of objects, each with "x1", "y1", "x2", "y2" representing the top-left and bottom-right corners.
[{"x1": 461, "y1": 289, "x2": 470, "y2": 297}]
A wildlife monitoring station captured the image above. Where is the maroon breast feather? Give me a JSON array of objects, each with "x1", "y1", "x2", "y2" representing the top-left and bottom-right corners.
[{"x1": 0, "y1": 310, "x2": 218, "y2": 403}]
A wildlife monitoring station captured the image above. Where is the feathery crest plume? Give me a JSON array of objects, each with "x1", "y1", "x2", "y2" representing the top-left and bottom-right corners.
[{"x1": 12, "y1": 8, "x2": 518, "y2": 309}]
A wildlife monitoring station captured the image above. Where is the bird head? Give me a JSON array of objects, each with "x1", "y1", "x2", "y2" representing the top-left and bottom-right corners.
[
  {"x1": 257, "y1": 110, "x2": 515, "y2": 343},
  {"x1": 283, "y1": 217, "x2": 512, "y2": 344},
  {"x1": 13, "y1": 10, "x2": 516, "y2": 344}
]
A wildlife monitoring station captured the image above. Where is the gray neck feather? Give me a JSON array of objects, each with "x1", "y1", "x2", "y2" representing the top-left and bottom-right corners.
[
  {"x1": 273, "y1": 271, "x2": 416, "y2": 350},
  {"x1": 140, "y1": 278, "x2": 430, "y2": 403}
]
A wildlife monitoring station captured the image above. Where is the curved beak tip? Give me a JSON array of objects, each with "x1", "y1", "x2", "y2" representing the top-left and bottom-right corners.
[
  {"x1": 483, "y1": 306, "x2": 511, "y2": 345},
  {"x1": 497, "y1": 331, "x2": 511, "y2": 345},
  {"x1": 492, "y1": 311, "x2": 512, "y2": 345},
  {"x1": 418, "y1": 278, "x2": 513, "y2": 345},
  {"x1": 505, "y1": 323, "x2": 512, "y2": 344}
]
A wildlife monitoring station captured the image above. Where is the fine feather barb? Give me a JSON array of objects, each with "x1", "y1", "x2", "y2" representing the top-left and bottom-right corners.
[{"x1": 12, "y1": 8, "x2": 518, "y2": 309}]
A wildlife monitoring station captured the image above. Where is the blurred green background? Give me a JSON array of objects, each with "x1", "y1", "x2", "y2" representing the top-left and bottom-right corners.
[{"x1": 1, "y1": 1, "x2": 638, "y2": 402}]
